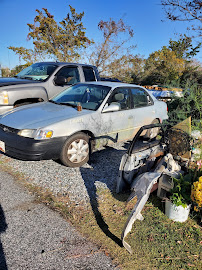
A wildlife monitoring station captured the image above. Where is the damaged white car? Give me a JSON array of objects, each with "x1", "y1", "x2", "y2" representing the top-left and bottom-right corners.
[{"x1": 0, "y1": 82, "x2": 168, "y2": 167}]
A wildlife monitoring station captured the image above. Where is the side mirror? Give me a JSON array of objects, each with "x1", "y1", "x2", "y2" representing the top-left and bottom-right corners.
[
  {"x1": 102, "y1": 103, "x2": 120, "y2": 113},
  {"x1": 54, "y1": 76, "x2": 68, "y2": 86}
]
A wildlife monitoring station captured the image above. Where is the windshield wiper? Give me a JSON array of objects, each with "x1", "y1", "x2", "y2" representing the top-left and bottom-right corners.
[
  {"x1": 22, "y1": 76, "x2": 34, "y2": 80},
  {"x1": 49, "y1": 100, "x2": 59, "y2": 104},
  {"x1": 49, "y1": 100, "x2": 77, "y2": 108},
  {"x1": 59, "y1": 102, "x2": 77, "y2": 108}
]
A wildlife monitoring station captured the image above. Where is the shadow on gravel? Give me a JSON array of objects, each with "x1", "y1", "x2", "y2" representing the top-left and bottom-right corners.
[
  {"x1": 0, "y1": 204, "x2": 8, "y2": 270},
  {"x1": 80, "y1": 145, "x2": 128, "y2": 247}
]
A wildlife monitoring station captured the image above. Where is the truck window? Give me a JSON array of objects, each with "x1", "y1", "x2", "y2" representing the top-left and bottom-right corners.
[
  {"x1": 56, "y1": 66, "x2": 80, "y2": 84},
  {"x1": 83, "y1": 67, "x2": 96, "y2": 81}
]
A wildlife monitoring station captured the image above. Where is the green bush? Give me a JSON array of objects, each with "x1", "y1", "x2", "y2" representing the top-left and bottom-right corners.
[{"x1": 167, "y1": 83, "x2": 202, "y2": 129}]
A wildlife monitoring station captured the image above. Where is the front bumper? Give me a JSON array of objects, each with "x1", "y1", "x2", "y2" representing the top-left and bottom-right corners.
[{"x1": 0, "y1": 124, "x2": 67, "y2": 161}]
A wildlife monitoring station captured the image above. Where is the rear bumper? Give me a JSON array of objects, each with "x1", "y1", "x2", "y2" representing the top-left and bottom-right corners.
[{"x1": 0, "y1": 126, "x2": 67, "y2": 161}]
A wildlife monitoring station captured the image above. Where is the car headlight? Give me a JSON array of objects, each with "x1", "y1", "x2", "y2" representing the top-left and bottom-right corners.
[
  {"x1": 35, "y1": 129, "x2": 53, "y2": 140},
  {"x1": 18, "y1": 129, "x2": 36, "y2": 138},
  {"x1": 18, "y1": 129, "x2": 53, "y2": 139},
  {"x1": 0, "y1": 91, "x2": 9, "y2": 105}
]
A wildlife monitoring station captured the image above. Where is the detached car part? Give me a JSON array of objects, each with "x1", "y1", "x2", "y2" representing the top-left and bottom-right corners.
[{"x1": 117, "y1": 124, "x2": 187, "y2": 253}]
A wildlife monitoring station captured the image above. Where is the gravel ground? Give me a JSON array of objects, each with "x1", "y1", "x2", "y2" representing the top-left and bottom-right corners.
[
  {"x1": 0, "y1": 142, "x2": 129, "y2": 206},
  {"x1": 0, "y1": 170, "x2": 118, "y2": 269}
]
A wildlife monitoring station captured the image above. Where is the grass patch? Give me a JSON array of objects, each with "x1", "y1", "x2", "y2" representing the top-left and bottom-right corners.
[
  {"x1": 91, "y1": 189, "x2": 201, "y2": 269},
  {"x1": 0, "y1": 160, "x2": 201, "y2": 269}
]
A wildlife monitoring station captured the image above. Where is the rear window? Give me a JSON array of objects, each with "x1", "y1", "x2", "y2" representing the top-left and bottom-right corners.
[{"x1": 83, "y1": 67, "x2": 96, "y2": 81}]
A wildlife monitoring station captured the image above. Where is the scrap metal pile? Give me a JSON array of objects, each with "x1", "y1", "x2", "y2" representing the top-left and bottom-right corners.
[{"x1": 116, "y1": 124, "x2": 191, "y2": 253}]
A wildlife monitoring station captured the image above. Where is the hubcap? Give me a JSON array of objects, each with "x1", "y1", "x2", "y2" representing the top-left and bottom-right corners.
[{"x1": 67, "y1": 139, "x2": 89, "y2": 164}]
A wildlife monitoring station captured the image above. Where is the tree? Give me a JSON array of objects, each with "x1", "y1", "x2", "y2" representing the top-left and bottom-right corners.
[
  {"x1": 9, "y1": 4, "x2": 93, "y2": 63},
  {"x1": 169, "y1": 34, "x2": 201, "y2": 59},
  {"x1": 10, "y1": 64, "x2": 31, "y2": 76},
  {"x1": 1, "y1": 67, "x2": 11, "y2": 77},
  {"x1": 168, "y1": 35, "x2": 202, "y2": 86},
  {"x1": 8, "y1": 47, "x2": 39, "y2": 66},
  {"x1": 106, "y1": 54, "x2": 144, "y2": 83},
  {"x1": 143, "y1": 46, "x2": 185, "y2": 85},
  {"x1": 85, "y1": 18, "x2": 135, "y2": 77},
  {"x1": 161, "y1": 0, "x2": 202, "y2": 37},
  {"x1": 179, "y1": 59, "x2": 202, "y2": 86}
]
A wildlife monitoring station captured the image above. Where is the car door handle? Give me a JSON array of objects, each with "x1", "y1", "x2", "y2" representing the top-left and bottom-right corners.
[{"x1": 128, "y1": 116, "x2": 133, "y2": 119}]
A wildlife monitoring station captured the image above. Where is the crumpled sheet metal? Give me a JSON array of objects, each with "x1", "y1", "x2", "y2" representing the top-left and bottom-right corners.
[
  {"x1": 120, "y1": 153, "x2": 182, "y2": 254},
  {"x1": 117, "y1": 144, "x2": 164, "y2": 193},
  {"x1": 121, "y1": 172, "x2": 161, "y2": 254}
]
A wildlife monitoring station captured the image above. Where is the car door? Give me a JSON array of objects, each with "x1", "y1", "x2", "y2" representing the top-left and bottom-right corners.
[
  {"x1": 130, "y1": 87, "x2": 157, "y2": 132},
  {"x1": 48, "y1": 66, "x2": 81, "y2": 98},
  {"x1": 99, "y1": 87, "x2": 135, "y2": 143}
]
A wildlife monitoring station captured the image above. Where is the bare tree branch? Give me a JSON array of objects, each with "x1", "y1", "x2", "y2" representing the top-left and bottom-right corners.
[{"x1": 161, "y1": 0, "x2": 202, "y2": 36}]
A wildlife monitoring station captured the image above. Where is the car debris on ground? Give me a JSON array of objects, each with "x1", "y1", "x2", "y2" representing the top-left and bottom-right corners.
[{"x1": 116, "y1": 122, "x2": 196, "y2": 253}]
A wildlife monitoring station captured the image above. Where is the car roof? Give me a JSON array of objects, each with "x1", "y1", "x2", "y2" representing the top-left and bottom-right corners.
[{"x1": 79, "y1": 81, "x2": 146, "y2": 89}]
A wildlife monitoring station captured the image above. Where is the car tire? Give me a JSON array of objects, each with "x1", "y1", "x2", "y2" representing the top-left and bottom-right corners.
[
  {"x1": 144, "y1": 119, "x2": 160, "y2": 139},
  {"x1": 60, "y1": 133, "x2": 90, "y2": 167}
]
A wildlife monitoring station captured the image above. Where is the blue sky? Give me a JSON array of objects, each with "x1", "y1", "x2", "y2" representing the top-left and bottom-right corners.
[{"x1": 0, "y1": 0, "x2": 201, "y2": 69}]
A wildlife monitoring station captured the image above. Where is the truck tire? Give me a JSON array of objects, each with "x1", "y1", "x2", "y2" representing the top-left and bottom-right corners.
[
  {"x1": 144, "y1": 119, "x2": 160, "y2": 139},
  {"x1": 60, "y1": 132, "x2": 90, "y2": 167}
]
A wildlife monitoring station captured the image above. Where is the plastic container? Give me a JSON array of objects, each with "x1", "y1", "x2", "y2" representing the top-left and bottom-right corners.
[
  {"x1": 165, "y1": 199, "x2": 191, "y2": 222},
  {"x1": 77, "y1": 102, "x2": 82, "y2": 111}
]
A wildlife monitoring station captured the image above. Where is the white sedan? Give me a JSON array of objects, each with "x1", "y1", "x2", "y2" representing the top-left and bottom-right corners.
[{"x1": 0, "y1": 82, "x2": 168, "y2": 167}]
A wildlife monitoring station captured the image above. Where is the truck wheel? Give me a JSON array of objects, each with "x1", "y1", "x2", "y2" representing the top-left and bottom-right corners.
[
  {"x1": 60, "y1": 133, "x2": 89, "y2": 167},
  {"x1": 144, "y1": 119, "x2": 160, "y2": 139}
]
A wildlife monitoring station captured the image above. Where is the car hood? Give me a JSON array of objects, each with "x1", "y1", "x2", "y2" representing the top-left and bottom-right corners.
[
  {"x1": 0, "y1": 102, "x2": 93, "y2": 129},
  {"x1": 0, "y1": 77, "x2": 38, "y2": 87}
]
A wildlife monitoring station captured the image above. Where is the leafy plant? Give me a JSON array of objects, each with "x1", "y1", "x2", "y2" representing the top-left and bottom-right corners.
[
  {"x1": 169, "y1": 173, "x2": 192, "y2": 208},
  {"x1": 167, "y1": 83, "x2": 202, "y2": 128}
]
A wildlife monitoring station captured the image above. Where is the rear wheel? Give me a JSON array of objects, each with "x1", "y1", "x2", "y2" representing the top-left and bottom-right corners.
[
  {"x1": 144, "y1": 119, "x2": 160, "y2": 139},
  {"x1": 60, "y1": 133, "x2": 90, "y2": 167}
]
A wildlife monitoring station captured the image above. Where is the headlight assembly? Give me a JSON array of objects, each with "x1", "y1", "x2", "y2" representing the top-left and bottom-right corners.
[
  {"x1": 18, "y1": 129, "x2": 53, "y2": 139},
  {"x1": 35, "y1": 129, "x2": 53, "y2": 140},
  {"x1": 18, "y1": 129, "x2": 36, "y2": 138},
  {"x1": 0, "y1": 91, "x2": 9, "y2": 105}
]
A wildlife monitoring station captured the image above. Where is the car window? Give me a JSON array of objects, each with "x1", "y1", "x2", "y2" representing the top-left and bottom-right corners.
[
  {"x1": 56, "y1": 66, "x2": 80, "y2": 84},
  {"x1": 108, "y1": 88, "x2": 131, "y2": 111},
  {"x1": 52, "y1": 84, "x2": 111, "y2": 111},
  {"x1": 83, "y1": 67, "x2": 96, "y2": 81},
  {"x1": 131, "y1": 88, "x2": 150, "y2": 108}
]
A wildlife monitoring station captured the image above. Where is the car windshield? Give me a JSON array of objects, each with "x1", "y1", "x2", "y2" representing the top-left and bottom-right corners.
[
  {"x1": 51, "y1": 84, "x2": 111, "y2": 111},
  {"x1": 15, "y1": 63, "x2": 58, "y2": 81}
]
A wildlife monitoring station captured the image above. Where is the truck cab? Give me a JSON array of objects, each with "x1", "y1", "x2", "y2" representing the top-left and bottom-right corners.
[{"x1": 0, "y1": 62, "x2": 100, "y2": 114}]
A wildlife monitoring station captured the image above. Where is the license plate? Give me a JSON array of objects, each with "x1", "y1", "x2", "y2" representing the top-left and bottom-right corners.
[{"x1": 0, "y1": 140, "x2": 5, "y2": 153}]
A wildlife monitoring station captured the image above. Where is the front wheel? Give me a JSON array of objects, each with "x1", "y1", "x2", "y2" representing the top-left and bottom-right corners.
[{"x1": 60, "y1": 133, "x2": 90, "y2": 167}]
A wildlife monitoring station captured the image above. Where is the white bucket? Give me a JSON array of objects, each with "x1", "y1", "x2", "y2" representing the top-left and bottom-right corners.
[{"x1": 165, "y1": 200, "x2": 191, "y2": 222}]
